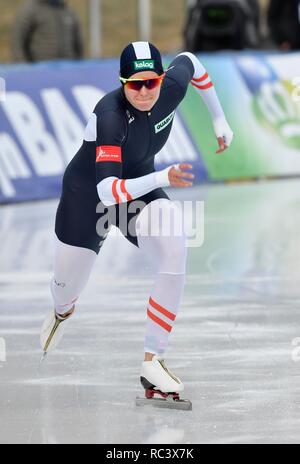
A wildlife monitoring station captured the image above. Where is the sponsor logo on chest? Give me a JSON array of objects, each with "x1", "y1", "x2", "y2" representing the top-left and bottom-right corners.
[{"x1": 154, "y1": 111, "x2": 175, "y2": 134}]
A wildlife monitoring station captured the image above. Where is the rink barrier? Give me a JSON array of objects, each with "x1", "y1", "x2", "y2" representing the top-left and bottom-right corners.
[{"x1": 1, "y1": 52, "x2": 300, "y2": 204}]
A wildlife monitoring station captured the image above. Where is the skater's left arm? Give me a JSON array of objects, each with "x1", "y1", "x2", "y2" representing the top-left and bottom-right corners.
[{"x1": 169, "y1": 52, "x2": 234, "y2": 154}]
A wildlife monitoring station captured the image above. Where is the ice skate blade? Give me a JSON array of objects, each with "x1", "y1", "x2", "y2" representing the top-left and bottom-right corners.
[
  {"x1": 135, "y1": 396, "x2": 192, "y2": 411},
  {"x1": 38, "y1": 351, "x2": 47, "y2": 366}
]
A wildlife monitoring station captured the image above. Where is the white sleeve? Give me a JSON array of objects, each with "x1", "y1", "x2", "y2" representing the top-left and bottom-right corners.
[
  {"x1": 178, "y1": 52, "x2": 234, "y2": 147},
  {"x1": 97, "y1": 166, "x2": 175, "y2": 206}
]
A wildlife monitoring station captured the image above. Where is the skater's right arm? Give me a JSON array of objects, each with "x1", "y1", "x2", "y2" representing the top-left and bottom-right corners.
[
  {"x1": 97, "y1": 164, "x2": 194, "y2": 206},
  {"x1": 95, "y1": 112, "x2": 194, "y2": 207}
]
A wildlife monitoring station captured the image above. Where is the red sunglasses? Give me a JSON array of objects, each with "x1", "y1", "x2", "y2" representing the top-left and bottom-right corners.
[{"x1": 119, "y1": 73, "x2": 165, "y2": 91}]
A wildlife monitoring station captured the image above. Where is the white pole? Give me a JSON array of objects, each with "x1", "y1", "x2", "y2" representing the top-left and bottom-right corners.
[
  {"x1": 138, "y1": 0, "x2": 151, "y2": 42},
  {"x1": 89, "y1": 0, "x2": 102, "y2": 58}
]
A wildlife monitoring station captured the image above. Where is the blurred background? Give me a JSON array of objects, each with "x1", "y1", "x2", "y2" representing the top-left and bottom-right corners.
[
  {"x1": 2, "y1": 0, "x2": 189, "y2": 61},
  {"x1": 0, "y1": 0, "x2": 286, "y2": 63}
]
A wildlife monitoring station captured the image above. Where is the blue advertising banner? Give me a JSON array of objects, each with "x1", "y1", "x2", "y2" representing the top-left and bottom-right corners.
[{"x1": 0, "y1": 59, "x2": 207, "y2": 204}]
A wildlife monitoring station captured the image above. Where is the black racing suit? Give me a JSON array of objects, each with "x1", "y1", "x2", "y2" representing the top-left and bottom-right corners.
[{"x1": 55, "y1": 55, "x2": 194, "y2": 253}]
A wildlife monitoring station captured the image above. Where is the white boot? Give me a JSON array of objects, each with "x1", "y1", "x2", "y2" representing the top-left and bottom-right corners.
[
  {"x1": 40, "y1": 306, "x2": 75, "y2": 355},
  {"x1": 140, "y1": 355, "x2": 184, "y2": 393}
]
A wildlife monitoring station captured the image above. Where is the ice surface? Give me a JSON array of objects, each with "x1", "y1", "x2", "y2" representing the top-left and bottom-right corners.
[{"x1": 1, "y1": 181, "x2": 300, "y2": 444}]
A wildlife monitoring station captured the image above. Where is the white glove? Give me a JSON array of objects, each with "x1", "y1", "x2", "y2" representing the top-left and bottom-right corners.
[{"x1": 213, "y1": 117, "x2": 234, "y2": 148}]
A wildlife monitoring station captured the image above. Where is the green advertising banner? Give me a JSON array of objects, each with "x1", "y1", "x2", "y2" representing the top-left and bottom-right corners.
[{"x1": 178, "y1": 52, "x2": 300, "y2": 181}]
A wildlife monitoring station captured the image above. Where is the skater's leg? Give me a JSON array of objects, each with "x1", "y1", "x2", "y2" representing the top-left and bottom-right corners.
[
  {"x1": 51, "y1": 235, "x2": 98, "y2": 316},
  {"x1": 40, "y1": 236, "x2": 98, "y2": 354},
  {"x1": 136, "y1": 199, "x2": 187, "y2": 358}
]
